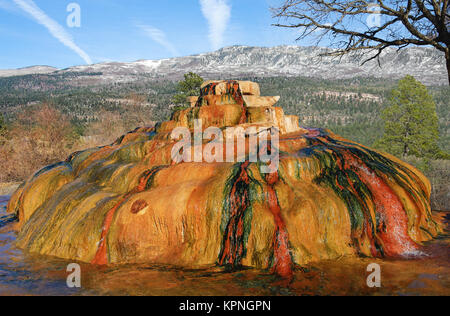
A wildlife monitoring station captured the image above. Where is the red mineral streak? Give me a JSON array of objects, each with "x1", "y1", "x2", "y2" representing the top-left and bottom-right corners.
[
  {"x1": 265, "y1": 171, "x2": 294, "y2": 279},
  {"x1": 342, "y1": 151, "x2": 421, "y2": 257},
  {"x1": 306, "y1": 129, "x2": 321, "y2": 138},
  {"x1": 332, "y1": 153, "x2": 383, "y2": 257},
  {"x1": 197, "y1": 81, "x2": 247, "y2": 124},
  {"x1": 196, "y1": 82, "x2": 219, "y2": 107},
  {"x1": 92, "y1": 168, "x2": 160, "y2": 265},
  {"x1": 229, "y1": 81, "x2": 247, "y2": 125},
  {"x1": 219, "y1": 161, "x2": 251, "y2": 266}
]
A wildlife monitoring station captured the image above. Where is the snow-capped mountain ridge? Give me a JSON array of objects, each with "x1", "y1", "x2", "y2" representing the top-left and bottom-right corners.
[
  {"x1": 2, "y1": 46, "x2": 447, "y2": 85},
  {"x1": 0, "y1": 65, "x2": 58, "y2": 77}
]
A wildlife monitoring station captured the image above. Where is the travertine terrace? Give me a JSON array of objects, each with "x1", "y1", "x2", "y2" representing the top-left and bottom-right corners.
[{"x1": 7, "y1": 80, "x2": 443, "y2": 278}]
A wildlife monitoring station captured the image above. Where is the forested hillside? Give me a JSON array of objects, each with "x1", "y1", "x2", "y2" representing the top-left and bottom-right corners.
[{"x1": 1, "y1": 74, "x2": 448, "y2": 151}]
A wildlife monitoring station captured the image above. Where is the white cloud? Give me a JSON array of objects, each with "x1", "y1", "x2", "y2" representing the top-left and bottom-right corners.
[
  {"x1": 199, "y1": 0, "x2": 231, "y2": 50},
  {"x1": 13, "y1": 0, "x2": 92, "y2": 64},
  {"x1": 137, "y1": 24, "x2": 179, "y2": 57}
]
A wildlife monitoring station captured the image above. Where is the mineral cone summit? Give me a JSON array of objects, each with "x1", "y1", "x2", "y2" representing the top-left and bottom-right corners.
[{"x1": 7, "y1": 80, "x2": 444, "y2": 277}]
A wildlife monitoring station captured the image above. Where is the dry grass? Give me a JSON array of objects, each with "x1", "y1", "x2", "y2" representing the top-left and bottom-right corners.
[
  {"x1": 404, "y1": 157, "x2": 450, "y2": 211},
  {"x1": 0, "y1": 182, "x2": 20, "y2": 196},
  {"x1": 74, "y1": 110, "x2": 127, "y2": 150},
  {"x1": 0, "y1": 101, "x2": 154, "y2": 183},
  {"x1": 0, "y1": 103, "x2": 75, "y2": 182}
]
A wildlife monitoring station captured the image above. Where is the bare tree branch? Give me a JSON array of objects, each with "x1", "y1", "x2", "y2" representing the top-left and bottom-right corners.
[{"x1": 272, "y1": 0, "x2": 450, "y2": 84}]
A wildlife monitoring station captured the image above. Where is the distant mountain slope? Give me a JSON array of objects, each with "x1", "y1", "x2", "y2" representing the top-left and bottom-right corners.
[
  {"x1": 58, "y1": 46, "x2": 447, "y2": 85},
  {"x1": 0, "y1": 46, "x2": 446, "y2": 85},
  {"x1": 0, "y1": 66, "x2": 58, "y2": 78}
]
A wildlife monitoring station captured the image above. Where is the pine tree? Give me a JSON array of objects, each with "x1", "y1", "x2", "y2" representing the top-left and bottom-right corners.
[
  {"x1": 0, "y1": 114, "x2": 7, "y2": 140},
  {"x1": 375, "y1": 76, "x2": 441, "y2": 159},
  {"x1": 172, "y1": 72, "x2": 204, "y2": 106}
]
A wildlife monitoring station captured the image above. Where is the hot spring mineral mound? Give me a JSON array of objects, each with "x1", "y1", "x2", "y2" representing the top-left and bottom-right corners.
[{"x1": 7, "y1": 80, "x2": 444, "y2": 277}]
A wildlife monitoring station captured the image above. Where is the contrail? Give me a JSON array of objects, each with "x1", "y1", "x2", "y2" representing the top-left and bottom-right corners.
[
  {"x1": 137, "y1": 24, "x2": 179, "y2": 57},
  {"x1": 13, "y1": 0, "x2": 92, "y2": 64},
  {"x1": 199, "y1": 0, "x2": 231, "y2": 50}
]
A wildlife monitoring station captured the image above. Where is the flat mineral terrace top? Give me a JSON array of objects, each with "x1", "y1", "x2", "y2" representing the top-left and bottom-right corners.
[{"x1": 182, "y1": 80, "x2": 302, "y2": 135}]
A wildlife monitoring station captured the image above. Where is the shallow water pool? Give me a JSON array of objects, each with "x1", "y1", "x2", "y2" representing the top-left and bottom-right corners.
[{"x1": 0, "y1": 196, "x2": 449, "y2": 296}]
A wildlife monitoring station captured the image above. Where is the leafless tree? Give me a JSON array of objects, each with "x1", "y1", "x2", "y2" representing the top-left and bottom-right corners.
[{"x1": 272, "y1": 0, "x2": 450, "y2": 84}]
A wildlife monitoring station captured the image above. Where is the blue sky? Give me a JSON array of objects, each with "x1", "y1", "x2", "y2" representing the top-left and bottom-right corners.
[{"x1": 0, "y1": 0, "x2": 306, "y2": 69}]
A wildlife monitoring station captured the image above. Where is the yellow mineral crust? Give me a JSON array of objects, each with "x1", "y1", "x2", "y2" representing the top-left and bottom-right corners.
[{"x1": 7, "y1": 80, "x2": 444, "y2": 276}]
